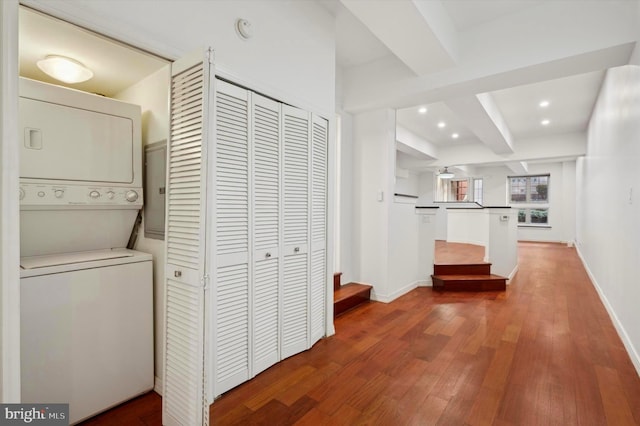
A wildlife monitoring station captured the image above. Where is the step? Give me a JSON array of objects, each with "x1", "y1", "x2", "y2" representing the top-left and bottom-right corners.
[
  {"x1": 334, "y1": 282, "x2": 372, "y2": 317},
  {"x1": 431, "y1": 274, "x2": 506, "y2": 292},
  {"x1": 434, "y1": 263, "x2": 492, "y2": 276},
  {"x1": 333, "y1": 272, "x2": 342, "y2": 291}
]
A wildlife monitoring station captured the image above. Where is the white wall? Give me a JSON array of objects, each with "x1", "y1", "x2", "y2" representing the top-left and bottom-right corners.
[
  {"x1": 576, "y1": 64, "x2": 640, "y2": 374},
  {"x1": 388, "y1": 201, "x2": 422, "y2": 301},
  {"x1": 352, "y1": 109, "x2": 396, "y2": 299},
  {"x1": 447, "y1": 209, "x2": 489, "y2": 251},
  {"x1": 114, "y1": 66, "x2": 170, "y2": 393},
  {"x1": 395, "y1": 172, "x2": 419, "y2": 196},
  {"x1": 417, "y1": 171, "x2": 435, "y2": 204},
  {"x1": 338, "y1": 111, "x2": 354, "y2": 284}
]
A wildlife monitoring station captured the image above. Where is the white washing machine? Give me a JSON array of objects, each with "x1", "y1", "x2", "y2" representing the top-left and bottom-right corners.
[
  {"x1": 20, "y1": 249, "x2": 153, "y2": 424},
  {"x1": 19, "y1": 78, "x2": 154, "y2": 424}
]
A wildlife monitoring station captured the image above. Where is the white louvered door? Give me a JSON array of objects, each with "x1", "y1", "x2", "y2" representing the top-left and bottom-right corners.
[
  {"x1": 212, "y1": 80, "x2": 251, "y2": 397},
  {"x1": 310, "y1": 115, "x2": 328, "y2": 344},
  {"x1": 281, "y1": 105, "x2": 310, "y2": 359},
  {"x1": 163, "y1": 49, "x2": 213, "y2": 426},
  {"x1": 251, "y1": 94, "x2": 281, "y2": 375}
]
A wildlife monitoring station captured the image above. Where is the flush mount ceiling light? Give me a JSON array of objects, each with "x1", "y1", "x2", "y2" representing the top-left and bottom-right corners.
[
  {"x1": 541, "y1": 119, "x2": 551, "y2": 126},
  {"x1": 451, "y1": 133, "x2": 459, "y2": 139},
  {"x1": 418, "y1": 106, "x2": 427, "y2": 114},
  {"x1": 437, "y1": 121, "x2": 446, "y2": 128},
  {"x1": 37, "y1": 55, "x2": 93, "y2": 84},
  {"x1": 439, "y1": 167, "x2": 454, "y2": 179},
  {"x1": 539, "y1": 100, "x2": 550, "y2": 108}
]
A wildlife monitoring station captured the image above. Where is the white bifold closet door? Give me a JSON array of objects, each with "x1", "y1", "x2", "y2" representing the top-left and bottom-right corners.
[
  {"x1": 310, "y1": 115, "x2": 328, "y2": 345},
  {"x1": 212, "y1": 80, "x2": 251, "y2": 397},
  {"x1": 163, "y1": 49, "x2": 214, "y2": 426},
  {"x1": 251, "y1": 93, "x2": 282, "y2": 376},
  {"x1": 210, "y1": 80, "x2": 327, "y2": 397},
  {"x1": 281, "y1": 105, "x2": 310, "y2": 359}
]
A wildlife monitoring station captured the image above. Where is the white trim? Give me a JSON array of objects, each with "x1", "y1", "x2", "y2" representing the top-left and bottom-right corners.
[
  {"x1": 20, "y1": 0, "x2": 182, "y2": 60},
  {"x1": 154, "y1": 376, "x2": 163, "y2": 396},
  {"x1": 325, "y1": 115, "x2": 336, "y2": 337},
  {"x1": 371, "y1": 280, "x2": 419, "y2": 303},
  {"x1": 417, "y1": 279, "x2": 432, "y2": 287},
  {"x1": 0, "y1": 0, "x2": 21, "y2": 403},
  {"x1": 507, "y1": 264, "x2": 519, "y2": 283},
  {"x1": 576, "y1": 246, "x2": 640, "y2": 376}
]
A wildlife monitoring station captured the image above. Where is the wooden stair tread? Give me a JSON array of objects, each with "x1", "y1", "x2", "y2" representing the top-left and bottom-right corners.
[
  {"x1": 334, "y1": 282, "x2": 372, "y2": 302},
  {"x1": 432, "y1": 274, "x2": 506, "y2": 281},
  {"x1": 434, "y1": 262, "x2": 491, "y2": 266}
]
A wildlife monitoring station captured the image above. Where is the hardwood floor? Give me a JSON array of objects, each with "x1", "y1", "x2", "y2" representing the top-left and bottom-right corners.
[
  {"x1": 80, "y1": 242, "x2": 640, "y2": 425},
  {"x1": 435, "y1": 240, "x2": 485, "y2": 264}
]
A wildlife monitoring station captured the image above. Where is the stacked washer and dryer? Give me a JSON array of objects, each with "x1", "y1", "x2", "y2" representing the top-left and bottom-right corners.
[{"x1": 19, "y1": 78, "x2": 154, "y2": 424}]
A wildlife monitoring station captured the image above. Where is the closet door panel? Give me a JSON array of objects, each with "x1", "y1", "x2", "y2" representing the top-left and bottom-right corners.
[
  {"x1": 281, "y1": 105, "x2": 309, "y2": 359},
  {"x1": 164, "y1": 49, "x2": 212, "y2": 426},
  {"x1": 251, "y1": 94, "x2": 281, "y2": 375},
  {"x1": 309, "y1": 116, "x2": 328, "y2": 344},
  {"x1": 213, "y1": 80, "x2": 250, "y2": 397}
]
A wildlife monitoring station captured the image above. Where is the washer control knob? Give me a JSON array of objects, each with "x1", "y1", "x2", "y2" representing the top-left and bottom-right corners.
[
  {"x1": 37, "y1": 191, "x2": 45, "y2": 198},
  {"x1": 107, "y1": 191, "x2": 115, "y2": 200},
  {"x1": 54, "y1": 189, "x2": 64, "y2": 199},
  {"x1": 125, "y1": 190, "x2": 139, "y2": 202},
  {"x1": 19, "y1": 188, "x2": 25, "y2": 200},
  {"x1": 89, "y1": 190, "x2": 100, "y2": 199}
]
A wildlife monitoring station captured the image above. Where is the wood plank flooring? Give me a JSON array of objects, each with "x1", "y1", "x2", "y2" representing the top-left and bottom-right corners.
[
  {"x1": 435, "y1": 240, "x2": 485, "y2": 264},
  {"x1": 80, "y1": 242, "x2": 640, "y2": 425}
]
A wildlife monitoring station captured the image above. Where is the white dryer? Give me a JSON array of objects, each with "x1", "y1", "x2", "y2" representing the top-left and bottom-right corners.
[{"x1": 19, "y1": 78, "x2": 154, "y2": 424}]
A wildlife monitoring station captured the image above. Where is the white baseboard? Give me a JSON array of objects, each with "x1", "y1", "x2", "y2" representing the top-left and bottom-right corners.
[
  {"x1": 371, "y1": 280, "x2": 419, "y2": 303},
  {"x1": 507, "y1": 264, "x2": 519, "y2": 283},
  {"x1": 154, "y1": 376, "x2": 163, "y2": 396},
  {"x1": 576, "y1": 246, "x2": 640, "y2": 376},
  {"x1": 417, "y1": 278, "x2": 432, "y2": 287}
]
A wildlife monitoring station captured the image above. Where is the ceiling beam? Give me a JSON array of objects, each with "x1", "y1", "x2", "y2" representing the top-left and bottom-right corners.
[
  {"x1": 506, "y1": 161, "x2": 529, "y2": 175},
  {"x1": 339, "y1": 0, "x2": 456, "y2": 75},
  {"x1": 396, "y1": 126, "x2": 438, "y2": 161},
  {"x1": 445, "y1": 93, "x2": 514, "y2": 155},
  {"x1": 436, "y1": 132, "x2": 586, "y2": 167},
  {"x1": 341, "y1": 0, "x2": 639, "y2": 112}
]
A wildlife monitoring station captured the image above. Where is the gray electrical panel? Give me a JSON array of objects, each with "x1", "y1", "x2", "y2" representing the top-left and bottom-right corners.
[{"x1": 144, "y1": 140, "x2": 166, "y2": 240}]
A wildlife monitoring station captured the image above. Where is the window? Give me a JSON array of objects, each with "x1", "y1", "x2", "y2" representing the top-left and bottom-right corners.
[
  {"x1": 473, "y1": 178, "x2": 483, "y2": 205},
  {"x1": 510, "y1": 175, "x2": 548, "y2": 203},
  {"x1": 451, "y1": 179, "x2": 468, "y2": 201},
  {"x1": 510, "y1": 174, "x2": 550, "y2": 226}
]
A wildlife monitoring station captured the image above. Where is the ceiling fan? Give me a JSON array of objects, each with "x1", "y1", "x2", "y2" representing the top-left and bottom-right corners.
[{"x1": 438, "y1": 166, "x2": 455, "y2": 179}]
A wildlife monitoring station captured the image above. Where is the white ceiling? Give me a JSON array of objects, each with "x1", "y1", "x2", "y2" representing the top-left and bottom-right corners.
[
  {"x1": 440, "y1": 0, "x2": 543, "y2": 31},
  {"x1": 331, "y1": 0, "x2": 638, "y2": 173},
  {"x1": 397, "y1": 70, "x2": 606, "y2": 146},
  {"x1": 19, "y1": 7, "x2": 168, "y2": 97}
]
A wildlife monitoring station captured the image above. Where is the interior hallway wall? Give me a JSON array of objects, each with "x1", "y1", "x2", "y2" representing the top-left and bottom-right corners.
[
  {"x1": 576, "y1": 64, "x2": 640, "y2": 373},
  {"x1": 114, "y1": 65, "x2": 170, "y2": 393}
]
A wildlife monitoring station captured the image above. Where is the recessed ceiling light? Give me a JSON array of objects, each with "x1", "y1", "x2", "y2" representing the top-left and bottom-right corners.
[
  {"x1": 539, "y1": 100, "x2": 550, "y2": 108},
  {"x1": 451, "y1": 133, "x2": 459, "y2": 139},
  {"x1": 37, "y1": 55, "x2": 93, "y2": 84},
  {"x1": 437, "y1": 121, "x2": 446, "y2": 128},
  {"x1": 418, "y1": 107, "x2": 427, "y2": 114},
  {"x1": 541, "y1": 119, "x2": 550, "y2": 126}
]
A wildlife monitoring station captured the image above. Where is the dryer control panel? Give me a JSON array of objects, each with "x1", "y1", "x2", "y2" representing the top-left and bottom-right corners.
[{"x1": 20, "y1": 183, "x2": 143, "y2": 210}]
